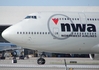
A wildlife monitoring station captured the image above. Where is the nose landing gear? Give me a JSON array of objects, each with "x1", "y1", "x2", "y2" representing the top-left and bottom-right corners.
[
  {"x1": 37, "y1": 52, "x2": 46, "y2": 65},
  {"x1": 11, "y1": 51, "x2": 17, "y2": 63}
]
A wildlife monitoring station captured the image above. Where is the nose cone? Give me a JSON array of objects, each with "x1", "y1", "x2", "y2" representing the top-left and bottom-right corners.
[
  {"x1": 2, "y1": 25, "x2": 25, "y2": 44},
  {"x1": 2, "y1": 26, "x2": 13, "y2": 42},
  {"x1": 2, "y1": 24, "x2": 20, "y2": 43}
]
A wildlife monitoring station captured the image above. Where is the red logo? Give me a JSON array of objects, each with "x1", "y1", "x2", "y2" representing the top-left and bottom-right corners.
[{"x1": 52, "y1": 18, "x2": 58, "y2": 25}]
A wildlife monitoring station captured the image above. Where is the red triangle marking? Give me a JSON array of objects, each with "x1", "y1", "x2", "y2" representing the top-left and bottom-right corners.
[{"x1": 52, "y1": 18, "x2": 59, "y2": 25}]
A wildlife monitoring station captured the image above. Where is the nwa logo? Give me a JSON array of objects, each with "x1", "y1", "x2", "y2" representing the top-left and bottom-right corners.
[{"x1": 47, "y1": 14, "x2": 97, "y2": 40}]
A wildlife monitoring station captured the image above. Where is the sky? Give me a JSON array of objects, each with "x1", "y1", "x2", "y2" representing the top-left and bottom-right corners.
[{"x1": 0, "y1": 0, "x2": 99, "y2": 6}]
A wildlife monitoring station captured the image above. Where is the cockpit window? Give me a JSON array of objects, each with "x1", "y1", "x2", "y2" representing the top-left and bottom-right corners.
[
  {"x1": 25, "y1": 16, "x2": 37, "y2": 19},
  {"x1": 33, "y1": 16, "x2": 37, "y2": 19}
]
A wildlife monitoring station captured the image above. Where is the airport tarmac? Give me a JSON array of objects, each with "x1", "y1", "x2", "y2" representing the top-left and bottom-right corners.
[
  {"x1": 1, "y1": 57, "x2": 99, "y2": 65},
  {"x1": 0, "y1": 58, "x2": 99, "y2": 70}
]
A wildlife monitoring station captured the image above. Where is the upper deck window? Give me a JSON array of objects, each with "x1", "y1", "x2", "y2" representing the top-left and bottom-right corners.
[{"x1": 25, "y1": 16, "x2": 37, "y2": 19}]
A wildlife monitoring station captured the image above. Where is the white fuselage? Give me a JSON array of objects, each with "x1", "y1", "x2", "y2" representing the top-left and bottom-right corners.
[{"x1": 2, "y1": 12, "x2": 99, "y2": 54}]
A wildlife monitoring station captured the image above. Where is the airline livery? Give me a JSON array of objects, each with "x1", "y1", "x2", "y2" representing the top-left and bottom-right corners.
[{"x1": 2, "y1": 12, "x2": 99, "y2": 64}]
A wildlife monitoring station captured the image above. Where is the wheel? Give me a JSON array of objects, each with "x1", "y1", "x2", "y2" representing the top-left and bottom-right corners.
[
  {"x1": 19, "y1": 56, "x2": 24, "y2": 59},
  {"x1": 11, "y1": 51, "x2": 17, "y2": 57},
  {"x1": 12, "y1": 57, "x2": 17, "y2": 63},
  {"x1": 37, "y1": 58, "x2": 45, "y2": 65},
  {"x1": 0, "y1": 57, "x2": 5, "y2": 59}
]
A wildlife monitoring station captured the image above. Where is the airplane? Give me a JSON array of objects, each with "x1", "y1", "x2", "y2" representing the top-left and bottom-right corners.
[
  {"x1": 0, "y1": 43, "x2": 22, "y2": 59},
  {"x1": 2, "y1": 12, "x2": 99, "y2": 64}
]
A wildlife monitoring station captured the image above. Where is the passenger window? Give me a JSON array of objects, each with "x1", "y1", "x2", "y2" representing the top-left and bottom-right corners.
[
  {"x1": 45, "y1": 32, "x2": 47, "y2": 34},
  {"x1": 23, "y1": 32, "x2": 25, "y2": 34},
  {"x1": 31, "y1": 32, "x2": 33, "y2": 34},
  {"x1": 42, "y1": 32, "x2": 44, "y2": 34},
  {"x1": 87, "y1": 18, "x2": 89, "y2": 20},
  {"x1": 90, "y1": 18, "x2": 91, "y2": 20},
  {"x1": 72, "y1": 18, "x2": 74, "y2": 20},
  {"x1": 26, "y1": 32, "x2": 27, "y2": 34},
  {"x1": 20, "y1": 32, "x2": 22, "y2": 34},
  {"x1": 34, "y1": 32, "x2": 36, "y2": 34},
  {"x1": 37, "y1": 32, "x2": 39, "y2": 34},
  {"x1": 62, "y1": 18, "x2": 64, "y2": 20},
  {"x1": 95, "y1": 19, "x2": 96, "y2": 21},
  {"x1": 40, "y1": 32, "x2": 42, "y2": 34},
  {"x1": 17, "y1": 32, "x2": 19, "y2": 34},
  {"x1": 77, "y1": 18, "x2": 79, "y2": 20},
  {"x1": 67, "y1": 18, "x2": 69, "y2": 20},
  {"x1": 69, "y1": 18, "x2": 71, "y2": 20},
  {"x1": 48, "y1": 32, "x2": 50, "y2": 34},
  {"x1": 92, "y1": 18, "x2": 94, "y2": 21}
]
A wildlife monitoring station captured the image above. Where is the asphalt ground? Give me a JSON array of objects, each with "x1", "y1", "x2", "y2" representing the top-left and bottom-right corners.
[
  {"x1": 0, "y1": 57, "x2": 99, "y2": 65},
  {"x1": 0, "y1": 58, "x2": 99, "y2": 70}
]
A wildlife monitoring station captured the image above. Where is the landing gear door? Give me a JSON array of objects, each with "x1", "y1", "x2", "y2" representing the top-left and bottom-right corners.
[{"x1": 53, "y1": 28, "x2": 59, "y2": 38}]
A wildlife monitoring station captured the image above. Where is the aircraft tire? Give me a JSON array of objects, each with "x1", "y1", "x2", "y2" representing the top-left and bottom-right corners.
[
  {"x1": 12, "y1": 57, "x2": 17, "y2": 63},
  {"x1": 37, "y1": 58, "x2": 45, "y2": 65},
  {"x1": 0, "y1": 57, "x2": 5, "y2": 59},
  {"x1": 11, "y1": 51, "x2": 17, "y2": 57}
]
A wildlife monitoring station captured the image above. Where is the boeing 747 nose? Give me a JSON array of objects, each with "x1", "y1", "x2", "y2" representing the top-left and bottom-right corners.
[
  {"x1": 2, "y1": 26, "x2": 13, "y2": 41},
  {"x1": 2, "y1": 24, "x2": 25, "y2": 44}
]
